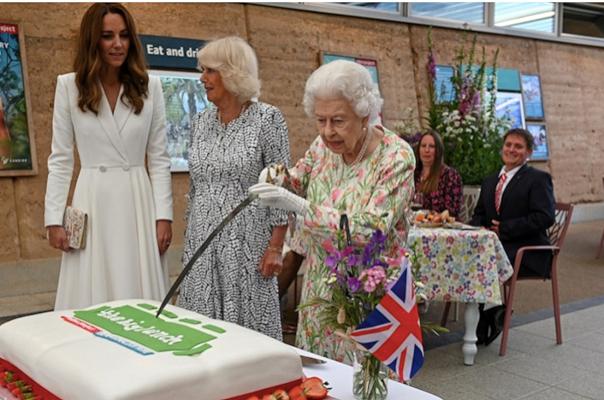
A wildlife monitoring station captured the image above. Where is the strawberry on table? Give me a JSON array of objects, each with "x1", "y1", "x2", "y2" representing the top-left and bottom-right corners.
[
  {"x1": 301, "y1": 377, "x2": 328, "y2": 400},
  {"x1": 288, "y1": 385, "x2": 307, "y2": 400},
  {"x1": 272, "y1": 389, "x2": 290, "y2": 400}
]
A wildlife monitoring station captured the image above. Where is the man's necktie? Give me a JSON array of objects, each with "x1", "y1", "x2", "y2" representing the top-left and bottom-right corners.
[{"x1": 495, "y1": 172, "x2": 507, "y2": 213}]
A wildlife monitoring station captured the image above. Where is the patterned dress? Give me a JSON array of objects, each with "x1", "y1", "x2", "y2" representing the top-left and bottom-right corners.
[
  {"x1": 179, "y1": 101, "x2": 290, "y2": 340},
  {"x1": 288, "y1": 127, "x2": 415, "y2": 364},
  {"x1": 414, "y1": 165, "x2": 463, "y2": 217}
]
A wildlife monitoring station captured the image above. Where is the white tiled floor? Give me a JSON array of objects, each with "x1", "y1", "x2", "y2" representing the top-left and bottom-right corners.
[{"x1": 412, "y1": 303, "x2": 604, "y2": 400}]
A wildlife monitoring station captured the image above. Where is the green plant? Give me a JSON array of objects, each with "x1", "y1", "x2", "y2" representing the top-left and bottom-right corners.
[{"x1": 426, "y1": 30, "x2": 510, "y2": 185}]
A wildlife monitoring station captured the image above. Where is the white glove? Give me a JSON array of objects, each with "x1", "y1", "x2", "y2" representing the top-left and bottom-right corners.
[{"x1": 249, "y1": 183, "x2": 309, "y2": 215}]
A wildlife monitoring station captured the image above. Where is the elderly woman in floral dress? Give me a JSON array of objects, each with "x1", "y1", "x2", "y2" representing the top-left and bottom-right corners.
[{"x1": 250, "y1": 60, "x2": 415, "y2": 363}]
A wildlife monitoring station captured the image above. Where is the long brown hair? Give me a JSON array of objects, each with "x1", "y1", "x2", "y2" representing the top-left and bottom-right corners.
[
  {"x1": 74, "y1": 3, "x2": 148, "y2": 115},
  {"x1": 415, "y1": 130, "x2": 445, "y2": 194}
]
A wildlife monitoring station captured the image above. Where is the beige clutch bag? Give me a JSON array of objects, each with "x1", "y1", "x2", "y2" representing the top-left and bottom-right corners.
[{"x1": 63, "y1": 206, "x2": 87, "y2": 249}]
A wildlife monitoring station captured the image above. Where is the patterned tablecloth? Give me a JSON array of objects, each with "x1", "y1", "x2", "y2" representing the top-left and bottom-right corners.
[{"x1": 409, "y1": 226, "x2": 513, "y2": 304}]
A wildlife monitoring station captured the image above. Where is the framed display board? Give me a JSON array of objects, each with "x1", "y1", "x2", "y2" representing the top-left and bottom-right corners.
[
  {"x1": 526, "y1": 123, "x2": 549, "y2": 161},
  {"x1": 320, "y1": 52, "x2": 381, "y2": 90},
  {"x1": 495, "y1": 91, "x2": 526, "y2": 130},
  {"x1": 149, "y1": 69, "x2": 208, "y2": 172},
  {"x1": 521, "y1": 74, "x2": 545, "y2": 120},
  {"x1": 0, "y1": 22, "x2": 37, "y2": 176},
  {"x1": 434, "y1": 65, "x2": 454, "y2": 103}
]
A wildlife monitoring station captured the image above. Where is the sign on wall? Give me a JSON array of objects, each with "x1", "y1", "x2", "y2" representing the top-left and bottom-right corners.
[
  {"x1": 320, "y1": 52, "x2": 381, "y2": 91},
  {"x1": 140, "y1": 35, "x2": 205, "y2": 71},
  {"x1": 0, "y1": 22, "x2": 37, "y2": 176},
  {"x1": 527, "y1": 123, "x2": 549, "y2": 161},
  {"x1": 521, "y1": 74, "x2": 545, "y2": 120},
  {"x1": 495, "y1": 91, "x2": 526, "y2": 130}
]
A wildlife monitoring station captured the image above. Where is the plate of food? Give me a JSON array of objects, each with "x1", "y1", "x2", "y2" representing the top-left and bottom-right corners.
[
  {"x1": 413, "y1": 210, "x2": 455, "y2": 228},
  {"x1": 443, "y1": 221, "x2": 481, "y2": 230}
]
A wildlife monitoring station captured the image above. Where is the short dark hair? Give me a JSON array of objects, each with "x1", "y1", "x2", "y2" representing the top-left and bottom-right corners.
[{"x1": 503, "y1": 128, "x2": 534, "y2": 151}]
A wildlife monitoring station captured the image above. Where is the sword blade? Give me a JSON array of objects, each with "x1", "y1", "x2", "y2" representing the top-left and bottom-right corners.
[{"x1": 155, "y1": 194, "x2": 257, "y2": 318}]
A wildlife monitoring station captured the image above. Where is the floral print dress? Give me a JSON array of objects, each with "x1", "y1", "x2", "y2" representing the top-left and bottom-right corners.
[
  {"x1": 288, "y1": 127, "x2": 415, "y2": 364},
  {"x1": 179, "y1": 102, "x2": 290, "y2": 340},
  {"x1": 414, "y1": 165, "x2": 463, "y2": 217}
]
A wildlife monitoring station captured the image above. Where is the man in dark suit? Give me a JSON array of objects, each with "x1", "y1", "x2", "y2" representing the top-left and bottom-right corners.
[
  {"x1": 471, "y1": 128, "x2": 556, "y2": 278},
  {"x1": 471, "y1": 128, "x2": 555, "y2": 345}
]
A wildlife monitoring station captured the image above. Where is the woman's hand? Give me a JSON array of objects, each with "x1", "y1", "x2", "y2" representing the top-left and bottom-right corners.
[
  {"x1": 156, "y1": 220, "x2": 172, "y2": 255},
  {"x1": 47, "y1": 226, "x2": 71, "y2": 252},
  {"x1": 249, "y1": 183, "x2": 309, "y2": 215},
  {"x1": 259, "y1": 245, "x2": 283, "y2": 278}
]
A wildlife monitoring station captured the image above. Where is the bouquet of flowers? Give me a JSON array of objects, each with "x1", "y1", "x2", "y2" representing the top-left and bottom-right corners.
[
  {"x1": 392, "y1": 107, "x2": 422, "y2": 148},
  {"x1": 426, "y1": 30, "x2": 511, "y2": 185},
  {"x1": 307, "y1": 230, "x2": 401, "y2": 330},
  {"x1": 300, "y1": 227, "x2": 423, "y2": 399}
]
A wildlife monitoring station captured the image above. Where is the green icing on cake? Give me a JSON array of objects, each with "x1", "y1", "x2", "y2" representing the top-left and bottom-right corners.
[
  {"x1": 160, "y1": 310, "x2": 178, "y2": 319},
  {"x1": 173, "y1": 343, "x2": 211, "y2": 356},
  {"x1": 179, "y1": 318, "x2": 202, "y2": 325},
  {"x1": 202, "y1": 324, "x2": 226, "y2": 334},
  {"x1": 136, "y1": 303, "x2": 157, "y2": 311},
  {"x1": 74, "y1": 305, "x2": 226, "y2": 356}
]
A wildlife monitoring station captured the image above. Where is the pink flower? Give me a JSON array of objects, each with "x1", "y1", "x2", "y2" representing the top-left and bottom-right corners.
[
  {"x1": 322, "y1": 239, "x2": 336, "y2": 253},
  {"x1": 359, "y1": 266, "x2": 387, "y2": 292},
  {"x1": 374, "y1": 192, "x2": 386, "y2": 206},
  {"x1": 331, "y1": 188, "x2": 343, "y2": 202}
]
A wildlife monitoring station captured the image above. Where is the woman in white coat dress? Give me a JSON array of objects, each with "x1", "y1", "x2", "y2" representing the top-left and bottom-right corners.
[{"x1": 45, "y1": 3, "x2": 173, "y2": 310}]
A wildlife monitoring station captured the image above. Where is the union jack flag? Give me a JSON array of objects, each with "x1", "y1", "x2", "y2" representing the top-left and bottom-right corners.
[{"x1": 350, "y1": 259, "x2": 424, "y2": 381}]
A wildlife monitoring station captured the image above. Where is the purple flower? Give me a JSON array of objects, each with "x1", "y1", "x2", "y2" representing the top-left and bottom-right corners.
[
  {"x1": 325, "y1": 254, "x2": 339, "y2": 271},
  {"x1": 347, "y1": 277, "x2": 361, "y2": 293},
  {"x1": 347, "y1": 254, "x2": 361, "y2": 267},
  {"x1": 427, "y1": 52, "x2": 436, "y2": 81}
]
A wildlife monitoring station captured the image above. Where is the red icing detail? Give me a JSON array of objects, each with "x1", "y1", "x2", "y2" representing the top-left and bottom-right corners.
[
  {"x1": 225, "y1": 377, "x2": 304, "y2": 400},
  {"x1": 0, "y1": 358, "x2": 61, "y2": 400},
  {"x1": 61, "y1": 315, "x2": 100, "y2": 333}
]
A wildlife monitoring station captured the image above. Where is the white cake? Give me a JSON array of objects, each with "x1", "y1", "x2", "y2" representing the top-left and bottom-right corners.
[{"x1": 0, "y1": 300, "x2": 303, "y2": 400}]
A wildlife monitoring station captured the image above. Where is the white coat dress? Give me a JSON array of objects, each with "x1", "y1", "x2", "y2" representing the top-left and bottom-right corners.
[{"x1": 45, "y1": 73, "x2": 173, "y2": 310}]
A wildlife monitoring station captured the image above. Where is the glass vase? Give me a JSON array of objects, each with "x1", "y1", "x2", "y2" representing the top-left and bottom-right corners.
[{"x1": 352, "y1": 348, "x2": 389, "y2": 400}]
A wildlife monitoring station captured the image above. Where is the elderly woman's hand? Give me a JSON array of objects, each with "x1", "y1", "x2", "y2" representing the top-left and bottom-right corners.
[
  {"x1": 249, "y1": 183, "x2": 309, "y2": 215},
  {"x1": 259, "y1": 246, "x2": 283, "y2": 278}
]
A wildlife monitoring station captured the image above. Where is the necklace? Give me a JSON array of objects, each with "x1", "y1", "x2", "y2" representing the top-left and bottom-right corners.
[
  {"x1": 218, "y1": 102, "x2": 247, "y2": 126},
  {"x1": 339, "y1": 127, "x2": 372, "y2": 182},
  {"x1": 348, "y1": 127, "x2": 372, "y2": 166}
]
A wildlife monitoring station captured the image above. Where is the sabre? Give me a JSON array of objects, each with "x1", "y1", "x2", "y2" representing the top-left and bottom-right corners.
[{"x1": 155, "y1": 194, "x2": 258, "y2": 318}]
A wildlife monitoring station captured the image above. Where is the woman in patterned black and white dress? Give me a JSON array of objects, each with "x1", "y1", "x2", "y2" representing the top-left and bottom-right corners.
[{"x1": 178, "y1": 37, "x2": 290, "y2": 340}]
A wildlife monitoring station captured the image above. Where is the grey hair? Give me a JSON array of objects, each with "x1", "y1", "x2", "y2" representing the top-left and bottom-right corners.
[
  {"x1": 303, "y1": 59, "x2": 383, "y2": 125},
  {"x1": 197, "y1": 36, "x2": 261, "y2": 102}
]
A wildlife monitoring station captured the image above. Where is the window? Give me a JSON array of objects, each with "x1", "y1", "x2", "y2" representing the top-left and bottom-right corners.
[
  {"x1": 409, "y1": 3, "x2": 485, "y2": 24},
  {"x1": 275, "y1": 2, "x2": 604, "y2": 48},
  {"x1": 494, "y1": 3, "x2": 555, "y2": 33},
  {"x1": 335, "y1": 2, "x2": 400, "y2": 13},
  {"x1": 562, "y1": 3, "x2": 604, "y2": 39}
]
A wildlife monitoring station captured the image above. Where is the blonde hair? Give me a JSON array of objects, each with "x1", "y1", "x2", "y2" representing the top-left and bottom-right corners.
[
  {"x1": 303, "y1": 60, "x2": 383, "y2": 125},
  {"x1": 197, "y1": 36, "x2": 260, "y2": 102}
]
